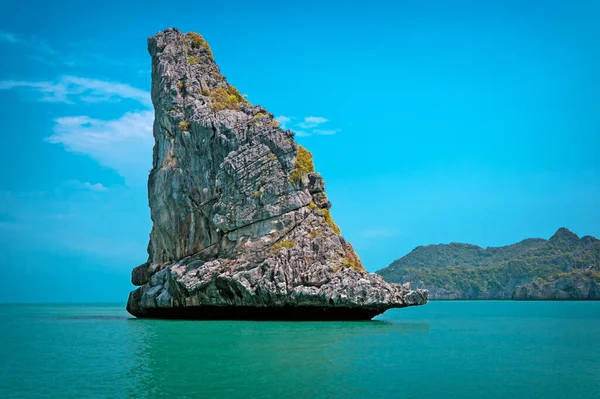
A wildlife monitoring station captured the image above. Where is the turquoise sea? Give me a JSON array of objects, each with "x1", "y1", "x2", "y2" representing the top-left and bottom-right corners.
[{"x1": 1, "y1": 301, "x2": 598, "y2": 399}]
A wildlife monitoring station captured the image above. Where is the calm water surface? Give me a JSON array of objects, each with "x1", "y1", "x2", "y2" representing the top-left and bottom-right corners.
[{"x1": 1, "y1": 301, "x2": 598, "y2": 398}]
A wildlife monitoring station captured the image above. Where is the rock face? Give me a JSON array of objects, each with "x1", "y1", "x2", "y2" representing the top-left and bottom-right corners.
[
  {"x1": 377, "y1": 228, "x2": 600, "y2": 300},
  {"x1": 126, "y1": 28, "x2": 428, "y2": 320},
  {"x1": 513, "y1": 272, "x2": 600, "y2": 300}
]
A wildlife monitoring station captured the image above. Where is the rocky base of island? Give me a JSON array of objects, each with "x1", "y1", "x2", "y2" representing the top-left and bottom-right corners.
[
  {"x1": 126, "y1": 305, "x2": 390, "y2": 321},
  {"x1": 127, "y1": 257, "x2": 429, "y2": 321}
]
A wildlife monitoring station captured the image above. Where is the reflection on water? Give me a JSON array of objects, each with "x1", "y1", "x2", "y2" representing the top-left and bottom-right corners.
[
  {"x1": 124, "y1": 318, "x2": 429, "y2": 399},
  {"x1": 373, "y1": 320, "x2": 430, "y2": 331},
  {"x1": 57, "y1": 315, "x2": 130, "y2": 321}
]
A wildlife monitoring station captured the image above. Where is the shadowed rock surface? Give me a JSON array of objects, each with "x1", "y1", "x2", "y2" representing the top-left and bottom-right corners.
[{"x1": 126, "y1": 28, "x2": 428, "y2": 319}]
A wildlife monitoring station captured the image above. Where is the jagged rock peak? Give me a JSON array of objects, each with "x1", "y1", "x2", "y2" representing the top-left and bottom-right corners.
[
  {"x1": 126, "y1": 28, "x2": 428, "y2": 320},
  {"x1": 550, "y1": 227, "x2": 579, "y2": 241},
  {"x1": 549, "y1": 227, "x2": 580, "y2": 249}
]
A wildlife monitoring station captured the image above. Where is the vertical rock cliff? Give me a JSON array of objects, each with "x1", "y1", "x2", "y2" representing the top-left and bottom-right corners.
[{"x1": 126, "y1": 28, "x2": 428, "y2": 320}]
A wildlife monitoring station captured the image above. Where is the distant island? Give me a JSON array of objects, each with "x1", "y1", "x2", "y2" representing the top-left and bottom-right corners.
[{"x1": 377, "y1": 228, "x2": 600, "y2": 300}]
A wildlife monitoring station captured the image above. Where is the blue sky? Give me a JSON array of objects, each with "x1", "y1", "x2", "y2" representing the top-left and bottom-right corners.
[{"x1": 0, "y1": 0, "x2": 598, "y2": 302}]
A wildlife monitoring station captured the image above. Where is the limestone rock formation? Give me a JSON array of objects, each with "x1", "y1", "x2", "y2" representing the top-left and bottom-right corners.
[{"x1": 126, "y1": 28, "x2": 428, "y2": 320}]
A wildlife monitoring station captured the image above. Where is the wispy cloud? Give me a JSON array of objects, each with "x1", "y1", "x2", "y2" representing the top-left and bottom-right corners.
[
  {"x1": 0, "y1": 30, "x2": 145, "y2": 70},
  {"x1": 83, "y1": 182, "x2": 108, "y2": 192},
  {"x1": 0, "y1": 31, "x2": 19, "y2": 43},
  {"x1": 298, "y1": 116, "x2": 328, "y2": 129},
  {"x1": 313, "y1": 129, "x2": 341, "y2": 135},
  {"x1": 0, "y1": 76, "x2": 151, "y2": 106},
  {"x1": 275, "y1": 115, "x2": 291, "y2": 129},
  {"x1": 0, "y1": 30, "x2": 55, "y2": 55},
  {"x1": 276, "y1": 115, "x2": 341, "y2": 137},
  {"x1": 63, "y1": 180, "x2": 109, "y2": 192},
  {"x1": 48, "y1": 111, "x2": 154, "y2": 184}
]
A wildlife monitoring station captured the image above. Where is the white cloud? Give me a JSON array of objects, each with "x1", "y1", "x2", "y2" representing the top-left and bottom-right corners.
[
  {"x1": 298, "y1": 116, "x2": 328, "y2": 129},
  {"x1": 275, "y1": 115, "x2": 342, "y2": 137},
  {"x1": 62, "y1": 180, "x2": 109, "y2": 192},
  {"x1": 77, "y1": 182, "x2": 108, "y2": 192},
  {"x1": 313, "y1": 129, "x2": 341, "y2": 135},
  {"x1": 83, "y1": 182, "x2": 108, "y2": 192},
  {"x1": 1, "y1": 73, "x2": 153, "y2": 184},
  {"x1": 275, "y1": 115, "x2": 291, "y2": 129},
  {"x1": 0, "y1": 31, "x2": 145, "y2": 70},
  {"x1": 283, "y1": 115, "x2": 340, "y2": 136},
  {"x1": 0, "y1": 31, "x2": 19, "y2": 43},
  {"x1": 0, "y1": 76, "x2": 151, "y2": 106},
  {"x1": 0, "y1": 30, "x2": 56, "y2": 57},
  {"x1": 48, "y1": 110, "x2": 154, "y2": 184}
]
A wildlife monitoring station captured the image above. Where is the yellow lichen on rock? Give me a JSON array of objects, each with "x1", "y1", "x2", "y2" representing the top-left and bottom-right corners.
[
  {"x1": 185, "y1": 32, "x2": 213, "y2": 58},
  {"x1": 290, "y1": 145, "x2": 314, "y2": 183},
  {"x1": 272, "y1": 240, "x2": 296, "y2": 251},
  {"x1": 341, "y1": 241, "x2": 365, "y2": 271},
  {"x1": 187, "y1": 56, "x2": 201, "y2": 65},
  {"x1": 309, "y1": 201, "x2": 341, "y2": 235},
  {"x1": 321, "y1": 207, "x2": 341, "y2": 235},
  {"x1": 209, "y1": 85, "x2": 248, "y2": 111},
  {"x1": 308, "y1": 230, "x2": 323, "y2": 240},
  {"x1": 178, "y1": 121, "x2": 190, "y2": 131}
]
